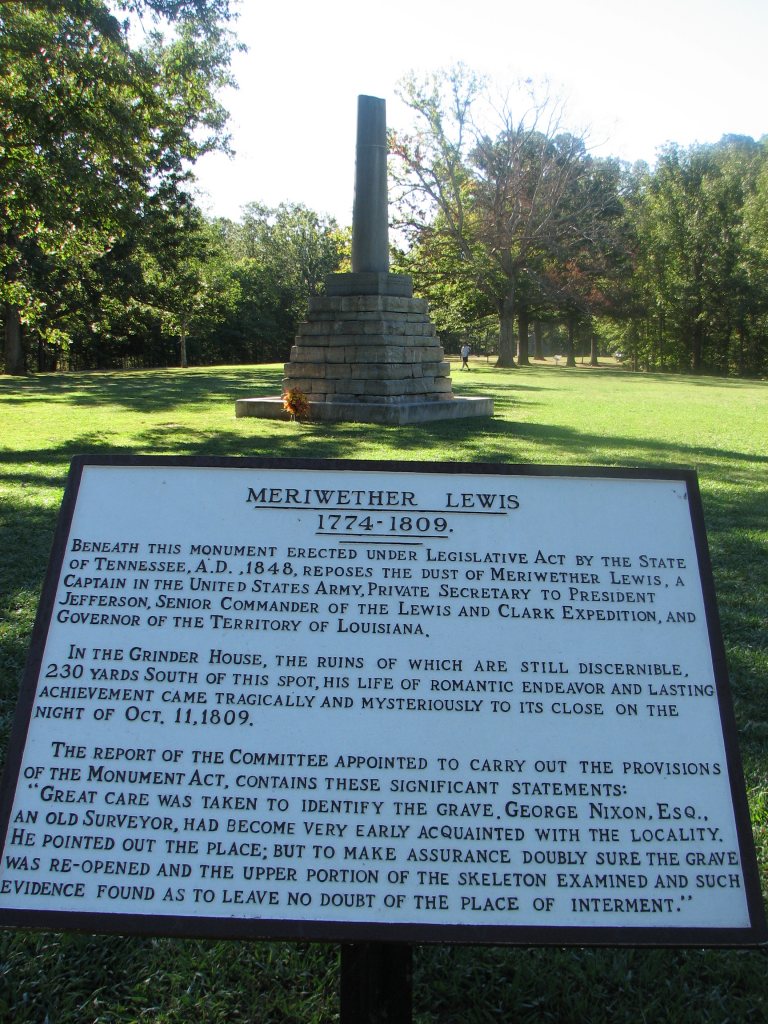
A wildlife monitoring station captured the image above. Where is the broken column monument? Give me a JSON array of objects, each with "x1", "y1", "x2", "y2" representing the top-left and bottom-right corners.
[{"x1": 235, "y1": 95, "x2": 493, "y2": 425}]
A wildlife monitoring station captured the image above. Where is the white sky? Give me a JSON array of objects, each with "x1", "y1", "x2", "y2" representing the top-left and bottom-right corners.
[{"x1": 192, "y1": 0, "x2": 768, "y2": 225}]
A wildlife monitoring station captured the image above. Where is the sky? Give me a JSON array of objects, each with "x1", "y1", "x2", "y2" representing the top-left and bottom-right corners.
[{"x1": 192, "y1": 0, "x2": 768, "y2": 226}]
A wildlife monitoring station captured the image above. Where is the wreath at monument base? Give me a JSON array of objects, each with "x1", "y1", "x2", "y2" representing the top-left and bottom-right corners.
[{"x1": 282, "y1": 387, "x2": 311, "y2": 421}]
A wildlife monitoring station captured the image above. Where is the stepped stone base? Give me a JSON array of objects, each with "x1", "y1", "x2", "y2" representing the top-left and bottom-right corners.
[
  {"x1": 235, "y1": 395, "x2": 493, "y2": 425},
  {"x1": 235, "y1": 272, "x2": 493, "y2": 424}
]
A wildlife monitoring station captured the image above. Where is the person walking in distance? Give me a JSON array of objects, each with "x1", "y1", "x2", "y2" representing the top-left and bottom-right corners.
[{"x1": 460, "y1": 342, "x2": 471, "y2": 370}]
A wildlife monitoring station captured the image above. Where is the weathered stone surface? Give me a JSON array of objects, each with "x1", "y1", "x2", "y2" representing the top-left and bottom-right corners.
[
  {"x1": 340, "y1": 295, "x2": 428, "y2": 314},
  {"x1": 307, "y1": 310, "x2": 413, "y2": 323},
  {"x1": 285, "y1": 271, "x2": 451, "y2": 405},
  {"x1": 294, "y1": 334, "x2": 444, "y2": 351},
  {"x1": 285, "y1": 378, "x2": 331, "y2": 394},
  {"x1": 283, "y1": 362, "x2": 327, "y2": 379},
  {"x1": 348, "y1": 363, "x2": 415, "y2": 380},
  {"x1": 333, "y1": 378, "x2": 444, "y2": 397},
  {"x1": 351, "y1": 96, "x2": 389, "y2": 274},
  {"x1": 325, "y1": 272, "x2": 412, "y2": 297},
  {"x1": 308, "y1": 294, "x2": 428, "y2": 315},
  {"x1": 344, "y1": 346, "x2": 444, "y2": 364},
  {"x1": 422, "y1": 377, "x2": 453, "y2": 394},
  {"x1": 322, "y1": 347, "x2": 349, "y2": 364},
  {"x1": 289, "y1": 345, "x2": 328, "y2": 362},
  {"x1": 297, "y1": 319, "x2": 436, "y2": 338},
  {"x1": 236, "y1": 395, "x2": 494, "y2": 424}
]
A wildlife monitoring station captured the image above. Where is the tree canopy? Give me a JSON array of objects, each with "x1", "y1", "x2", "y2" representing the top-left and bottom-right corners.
[
  {"x1": 390, "y1": 67, "x2": 627, "y2": 367},
  {"x1": 389, "y1": 67, "x2": 768, "y2": 377},
  {"x1": 1, "y1": 0, "x2": 236, "y2": 372}
]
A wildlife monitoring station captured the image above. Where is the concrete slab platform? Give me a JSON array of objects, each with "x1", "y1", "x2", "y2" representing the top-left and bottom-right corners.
[{"x1": 235, "y1": 395, "x2": 494, "y2": 425}]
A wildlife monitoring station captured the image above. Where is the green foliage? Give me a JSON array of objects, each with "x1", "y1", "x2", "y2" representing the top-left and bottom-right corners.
[
  {"x1": 585, "y1": 137, "x2": 768, "y2": 376},
  {"x1": 144, "y1": 207, "x2": 241, "y2": 366},
  {"x1": 238, "y1": 202, "x2": 349, "y2": 318},
  {"x1": 0, "y1": 0, "x2": 237, "y2": 372},
  {"x1": 391, "y1": 68, "x2": 768, "y2": 378},
  {"x1": 198, "y1": 203, "x2": 348, "y2": 364},
  {"x1": 0, "y1": 363, "x2": 766, "y2": 1020},
  {"x1": 391, "y1": 68, "x2": 634, "y2": 370}
]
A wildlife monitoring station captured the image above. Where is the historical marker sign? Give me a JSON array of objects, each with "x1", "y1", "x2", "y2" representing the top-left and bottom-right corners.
[{"x1": 0, "y1": 456, "x2": 763, "y2": 944}]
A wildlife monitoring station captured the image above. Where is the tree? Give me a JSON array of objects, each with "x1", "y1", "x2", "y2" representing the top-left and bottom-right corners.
[
  {"x1": 540, "y1": 156, "x2": 633, "y2": 366},
  {"x1": 390, "y1": 66, "x2": 602, "y2": 368},
  {"x1": 143, "y1": 204, "x2": 350, "y2": 367},
  {"x1": 1, "y1": 0, "x2": 237, "y2": 373},
  {"x1": 145, "y1": 207, "x2": 240, "y2": 367},
  {"x1": 741, "y1": 142, "x2": 768, "y2": 375},
  {"x1": 630, "y1": 138, "x2": 765, "y2": 374},
  {"x1": 238, "y1": 203, "x2": 349, "y2": 322}
]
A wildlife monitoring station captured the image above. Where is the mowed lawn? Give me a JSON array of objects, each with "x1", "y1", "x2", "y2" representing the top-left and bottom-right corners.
[{"x1": 0, "y1": 361, "x2": 766, "y2": 1022}]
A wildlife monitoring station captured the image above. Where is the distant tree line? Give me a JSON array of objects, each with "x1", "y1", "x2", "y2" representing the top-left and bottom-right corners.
[
  {"x1": 2, "y1": 37, "x2": 767, "y2": 377},
  {"x1": 390, "y1": 66, "x2": 768, "y2": 377}
]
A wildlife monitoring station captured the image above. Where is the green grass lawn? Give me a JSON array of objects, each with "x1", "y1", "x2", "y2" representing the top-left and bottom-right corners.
[{"x1": 0, "y1": 361, "x2": 767, "y2": 1022}]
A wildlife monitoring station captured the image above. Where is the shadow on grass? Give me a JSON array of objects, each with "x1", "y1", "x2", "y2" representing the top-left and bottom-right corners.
[
  {"x1": 0, "y1": 366, "x2": 282, "y2": 412},
  {"x1": 1, "y1": 370, "x2": 766, "y2": 755},
  {"x1": 0, "y1": 495, "x2": 62, "y2": 764}
]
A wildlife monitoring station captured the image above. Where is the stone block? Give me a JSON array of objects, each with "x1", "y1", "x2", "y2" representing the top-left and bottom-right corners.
[
  {"x1": 293, "y1": 332, "x2": 444, "y2": 351},
  {"x1": 387, "y1": 296, "x2": 428, "y2": 314},
  {"x1": 339, "y1": 295, "x2": 382, "y2": 313},
  {"x1": 333, "y1": 378, "x2": 416, "y2": 397},
  {"x1": 355, "y1": 319, "x2": 435, "y2": 337},
  {"x1": 336, "y1": 295, "x2": 427, "y2": 314},
  {"x1": 307, "y1": 297, "x2": 344, "y2": 315},
  {"x1": 325, "y1": 272, "x2": 413, "y2": 297},
  {"x1": 322, "y1": 346, "x2": 349, "y2": 364},
  {"x1": 343, "y1": 346, "x2": 408, "y2": 364},
  {"x1": 281, "y1": 377, "x2": 315, "y2": 393},
  {"x1": 293, "y1": 332, "x2": 332, "y2": 347},
  {"x1": 424, "y1": 377, "x2": 454, "y2": 394},
  {"x1": 284, "y1": 362, "x2": 328, "y2": 379},
  {"x1": 347, "y1": 362, "x2": 414, "y2": 380},
  {"x1": 335, "y1": 310, "x2": 410, "y2": 323},
  {"x1": 410, "y1": 346, "x2": 445, "y2": 363},
  {"x1": 289, "y1": 345, "x2": 331, "y2": 362},
  {"x1": 298, "y1": 321, "x2": 347, "y2": 337}
]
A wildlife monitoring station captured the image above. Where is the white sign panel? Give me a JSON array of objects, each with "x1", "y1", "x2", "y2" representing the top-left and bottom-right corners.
[{"x1": 0, "y1": 457, "x2": 763, "y2": 944}]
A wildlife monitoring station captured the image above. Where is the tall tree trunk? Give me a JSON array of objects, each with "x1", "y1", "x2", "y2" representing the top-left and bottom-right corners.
[
  {"x1": 4, "y1": 304, "x2": 26, "y2": 375},
  {"x1": 690, "y1": 320, "x2": 703, "y2": 374},
  {"x1": 180, "y1": 319, "x2": 188, "y2": 368},
  {"x1": 533, "y1": 321, "x2": 544, "y2": 360},
  {"x1": 495, "y1": 292, "x2": 516, "y2": 368},
  {"x1": 565, "y1": 316, "x2": 577, "y2": 368},
  {"x1": 589, "y1": 328, "x2": 599, "y2": 367},
  {"x1": 516, "y1": 308, "x2": 530, "y2": 366},
  {"x1": 719, "y1": 321, "x2": 731, "y2": 376},
  {"x1": 630, "y1": 324, "x2": 639, "y2": 372}
]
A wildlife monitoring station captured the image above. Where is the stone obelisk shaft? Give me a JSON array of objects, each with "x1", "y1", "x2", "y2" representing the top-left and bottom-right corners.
[{"x1": 351, "y1": 95, "x2": 389, "y2": 274}]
